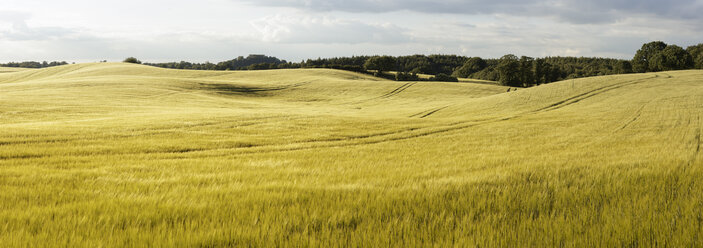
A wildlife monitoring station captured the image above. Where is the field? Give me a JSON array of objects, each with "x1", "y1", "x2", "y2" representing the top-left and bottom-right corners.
[
  {"x1": 0, "y1": 67, "x2": 32, "y2": 73},
  {"x1": 1, "y1": 63, "x2": 702, "y2": 247}
]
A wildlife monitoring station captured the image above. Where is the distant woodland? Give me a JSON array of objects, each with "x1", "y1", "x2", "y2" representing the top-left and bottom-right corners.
[
  {"x1": 143, "y1": 41, "x2": 703, "y2": 87},
  {"x1": 0, "y1": 61, "x2": 69, "y2": 68},
  {"x1": 4, "y1": 41, "x2": 702, "y2": 87}
]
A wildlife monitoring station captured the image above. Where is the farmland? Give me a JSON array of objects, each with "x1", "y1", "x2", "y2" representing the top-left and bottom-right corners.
[{"x1": 1, "y1": 63, "x2": 702, "y2": 247}]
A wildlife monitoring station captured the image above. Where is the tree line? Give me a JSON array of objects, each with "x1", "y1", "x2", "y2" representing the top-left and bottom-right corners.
[
  {"x1": 450, "y1": 41, "x2": 701, "y2": 87},
  {"x1": 453, "y1": 56, "x2": 630, "y2": 87},
  {"x1": 140, "y1": 41, "x2": 703, "y2": 86},
  {"x1": 142, "y1": 55, "x2": 289, "y2": 71},
  {"x1": 0, "y1": 61, "x2": 69, "y2": 68},
  {"x1": 4, "y1": 41, "x2": 701, "y2": 87}
]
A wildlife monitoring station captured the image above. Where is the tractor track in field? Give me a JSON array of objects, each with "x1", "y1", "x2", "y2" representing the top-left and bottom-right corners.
[
  {"x1": 616, "y1": 104, "x2": 647, "y2": 132},
  {"x1": 695, "y1": 131, "x2": 701, "y2": 154},
  {"x1": 0, "y1": 116, "x2": 509, "y2": 160},
  {"x1": 3, "y1": 76, "x2": 644, "y2": 159},
  {"x1": 678, "y1": 114, "x2": 702, "y2": 167},
  {"x1": 686, "y1": 127, "x2": 701, "y2": 166},
  {"x1": 1, "y1": 66, "x2": 93, "y2": 84},
  {"x1": 352, "y1": 82, "x2": 416, "y2": 104},
  {"x1": 177, "y1": 115, "x2": 524, "y2": 157},
  {"x1": 409, "y1": 105, "x2": 452, "y2": 118},
  {"x1": 532, "y1": 76, "x2": 656, "y2": 113},
  {"x1": 150, "y1": 90, "x2": 185, "y2": 100},
  {"x1": 226, "y1": 75, "x2": 661, "y2": 154},
  {"x1": 147, "y1": 114, "x2": 524, "y2": 157},
  {"x1": 50, "y1": 66, "x2": 88, "y2": 78},
  {"x1": 0, "y1": 75, "x2": 663, "y2": 160},
  {"x1": 695, "y1": 116, "x2": 702, "y2": 155},
  {"x1": 0, "y1": 70, "x2": 43, "y2": 84},
  {"x1": 3, "y1": 66, "x2": 88, "y2": 84},
  {"x1": 0, "y1": 115, "x2": 301, "y2": 158},
  {"x1": 379, "y1": 82, "x2": 415, "y2": 99},
  {"x1": 0, "y1": 139, "x2": 76, "y2": 147},
  {"x1": 150, "y1": 122, "x2": 487, "y2": 157}
]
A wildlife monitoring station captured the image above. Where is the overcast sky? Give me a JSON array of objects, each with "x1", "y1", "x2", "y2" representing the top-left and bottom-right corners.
[{"x1": 1, "y1": 0, "x2": 702, "y2": 62}]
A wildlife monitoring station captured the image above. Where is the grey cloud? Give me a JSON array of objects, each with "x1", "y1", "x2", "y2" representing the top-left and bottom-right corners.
[
  {"x1": 0, "y1": 10, "x2": 31, "y2": 22},
  {"x1": 0, "y1": 10, "x2": 78, "y2": 41},
  {"x1": 243, "y1": 0, "x2": 525, "y2": 14},
  {"x1": 250, "y1": 15, "x2": 410, "y2": 44},
  {"x1": 2, "y1": 25, "x2": 78, "y2": 41},
  {"x1": 451, "y1": 22, "x2": 476, "y2": 29},
  {"x1": 242, "y1": 0, "x2": 703, "y2": 24}
]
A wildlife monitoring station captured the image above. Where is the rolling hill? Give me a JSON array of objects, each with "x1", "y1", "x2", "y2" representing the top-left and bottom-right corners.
[
  {"x1": 1, "y1": 63, "x2": 702, "y2": 247},
  {"x1": 0, "y1": 67, "x2": 33, "y2": 73}
]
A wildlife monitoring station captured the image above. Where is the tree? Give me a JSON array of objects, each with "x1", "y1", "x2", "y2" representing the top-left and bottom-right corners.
[
  {"x1": 648, "y1": 45, "x2": 693, "y2": 71},
  {"x1": 395, "y1": 72, "x2": 420, "y2": 81},
  {"x1": 429, "y1": 73, "x2": 458, "y2": 82},
  {"x1": 519, "y1": 56, "x2": 535, "y2": 87},
  {"x1": 364, "y1": 56, "x2": 397, "y2": 74},
  {"x1": 532, "y1": 58, "x2": 558, "y2": 84},
  {"x1": 687, "y1": 43, "x2": 703, "y2": 69},
  {"x1": 123, "y1": 57, "x2": 142, "y2": 64},
  {"x1": 497, "y1": 54, "x2": 521, "y2": 87},
  {"x1": 453, "y1": 57, "x2": 487, "y2": 78},
  {"x1": 614, "y1": 60, "x2": 633, "y2": 74},
  {"x1": 215, "y1": 55, "x2": 285, "y2": 70},
  {"x1": 547, "y1": 64, "x2": 562, "y2": 83},
  {"x1": 632, "y1": 41, "x2": 667, "y2": 72}
]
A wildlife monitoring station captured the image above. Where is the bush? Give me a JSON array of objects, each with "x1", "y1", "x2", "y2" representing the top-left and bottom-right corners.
[
  {"x1": 395, "y1": 72, "x2": 420, "y2": 81},
  {"x1": 123, "y1": 57, "x2": 142, "y2": 64},
  {"x1": 430, "y1": 73, "x2": 458, "y2": 82}
]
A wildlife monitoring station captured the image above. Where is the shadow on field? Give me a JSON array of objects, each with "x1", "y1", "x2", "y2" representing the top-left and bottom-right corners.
[{"x1": 198, "y1": 82, "x2": 309, "y2": 96}]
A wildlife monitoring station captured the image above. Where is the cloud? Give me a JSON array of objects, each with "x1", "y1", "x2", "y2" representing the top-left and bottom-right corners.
[
  {"x1": 250, "y1": 14, "x2": 410, "y2": 44},
  {"x1": 1, "y1": 1, "x2": 701, "y2": 62},
  {"x1": 0, "y1": 10, "x2": 78, "y2": 41},
  {"x1": 0, "y1": 10, "x2": 31, "y2": 22},
  {"x1": 243, "y1": 0, "x2": 703, "y2": 24}
]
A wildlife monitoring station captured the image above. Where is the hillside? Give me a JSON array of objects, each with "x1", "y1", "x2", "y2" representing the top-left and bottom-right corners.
[
  {"x1": 0, "y1": 67, "x2": 33, "y2": 73},
  {"x1": 1, "y1": 63, "x2": 702, "y2": 247}
]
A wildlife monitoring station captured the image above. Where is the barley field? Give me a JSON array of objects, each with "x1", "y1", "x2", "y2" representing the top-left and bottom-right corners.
[{"x1": 1, "y1": 63, "x2": 702, "y2": 247}]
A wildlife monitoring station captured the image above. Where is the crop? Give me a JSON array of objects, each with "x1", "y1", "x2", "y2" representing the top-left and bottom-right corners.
[{"x1": 1, "y1": 63, "x2": 701, "y2": 247}]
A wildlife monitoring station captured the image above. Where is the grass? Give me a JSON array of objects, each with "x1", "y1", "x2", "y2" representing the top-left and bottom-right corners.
[{"x1": 1, "y1": 63, "x2": 702, "y2": 247}]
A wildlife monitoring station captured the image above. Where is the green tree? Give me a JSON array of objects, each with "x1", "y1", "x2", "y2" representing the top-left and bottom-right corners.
[
  {"x1": 453, "y1": 57, "x2": 487, "y2": 78},
  {"x1": 687, "y1": 43, "x2": 703, "y2": 69},
  {"x1": 364, "y1": 56, "x2": 397, "y2": 74},
  {"x1": 532, "y1": 58, "x2": 559, "y2": 84},
  {"x1": 395, "y1": 72, "x2": 420, "y2": 81},
  {"x1": 497, "y1": 54, "x2": 521, "y2": 87},
  {"x1": 614, "y1": 60, "x2": 633, "y2": 74},
  {"x1": 429, "y1": 73, "x2": 458, "y2": 82},
  {"x1": 123, "y1": 57, "x2": 142, "y2": 64},
  {"x1": 548, "y1": 64, "x2": 562, "y2": 82},
  {"x1": 649, "y1": 45, "x2": 693, "y2": 71},
  {"x1": 519, "y1": 56, "x2": 535, "y2": 87},
  {"x1": 632, "y1": 41, "x2": 667, "y2": 72}
]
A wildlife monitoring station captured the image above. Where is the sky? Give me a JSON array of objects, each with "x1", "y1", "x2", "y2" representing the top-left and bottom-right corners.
[{"x1": 1, "y1": 0, "x2": 702, "y2": 63}]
